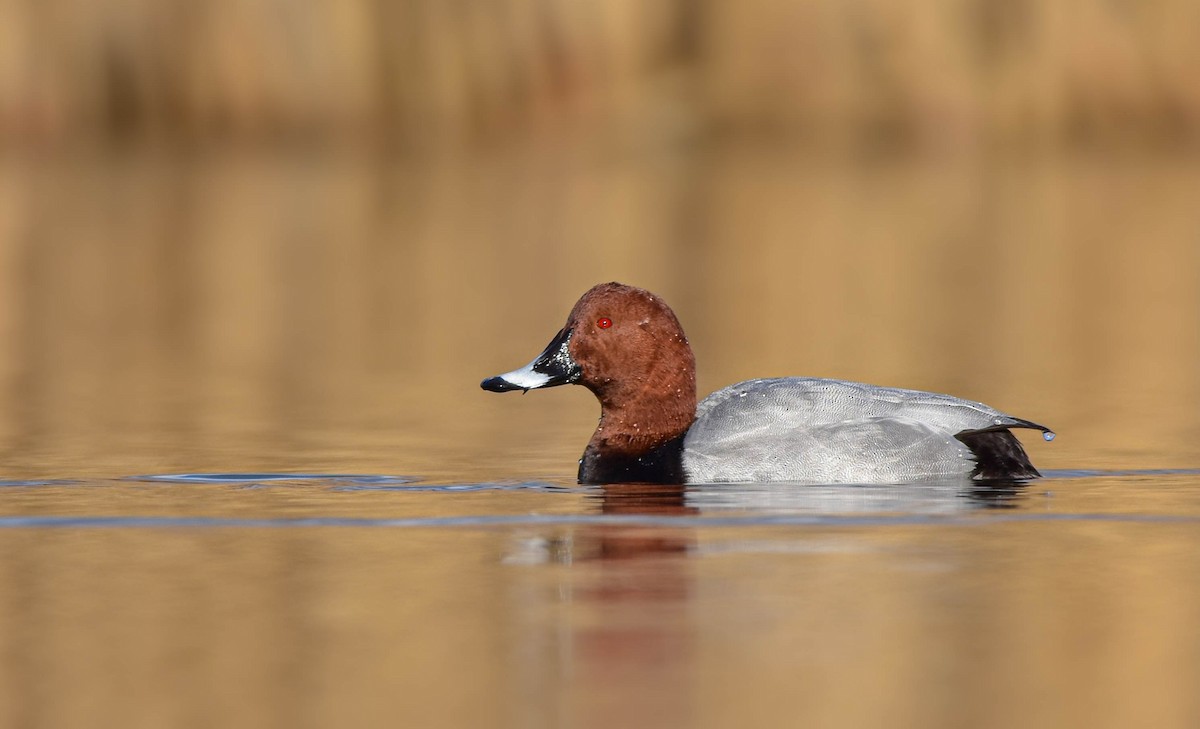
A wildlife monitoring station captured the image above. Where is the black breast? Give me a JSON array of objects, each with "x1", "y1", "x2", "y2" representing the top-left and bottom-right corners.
[{"x1": 578, "y1": 435, "x2": 686, "y2": 484}]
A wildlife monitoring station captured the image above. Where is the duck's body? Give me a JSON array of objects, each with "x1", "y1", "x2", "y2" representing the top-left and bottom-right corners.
[
  {"x1": 683, "y1": 377, "x2": 1049, "y2": 483},
  {"x1": 482, "y1": 282, "x2": 1053, "y2": 485}
]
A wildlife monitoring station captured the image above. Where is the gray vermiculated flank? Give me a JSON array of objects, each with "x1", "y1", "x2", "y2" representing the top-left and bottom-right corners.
[{"x1": 682, "y1": 378, "x2": 1036, "y2": 483}]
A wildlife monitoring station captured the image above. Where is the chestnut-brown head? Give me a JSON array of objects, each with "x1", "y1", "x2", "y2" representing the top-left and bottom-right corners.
[
  {"x1": 481, "y1": 282, "x2": 698, "y2": 449},
  {"x1": 563, "y1": 283, "x2": 696, "y2": 410}
]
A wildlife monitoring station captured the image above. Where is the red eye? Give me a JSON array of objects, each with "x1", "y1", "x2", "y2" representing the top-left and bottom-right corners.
[{"x1": 597, "y1": 317, "x2": 613, "y2": 329}]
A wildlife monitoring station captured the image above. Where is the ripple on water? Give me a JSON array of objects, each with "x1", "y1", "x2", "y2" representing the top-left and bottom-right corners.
[
  {"x1": 124, "y1": 473, "x2": 571, "y2": 493},
  {"x1": 1, "y1": 470, "x2": 1197, "y2": 530},
  {"x1": 332, "y1": 480, "x2": 568, "y2": 493},
  {"x1": 128, "y1": 473, "x2": 419, "y2": 485},
  {"x1": 1041, "y1": 468, "x2": 1200, "y2": 479}
]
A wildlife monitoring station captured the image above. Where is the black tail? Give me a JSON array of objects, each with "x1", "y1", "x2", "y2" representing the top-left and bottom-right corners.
[{"x1": 955, "y1": 424, "x2": 1046, "y2": 480}]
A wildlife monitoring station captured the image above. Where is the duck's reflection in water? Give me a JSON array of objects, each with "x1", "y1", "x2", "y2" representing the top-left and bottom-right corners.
[
  {"x1": 507, "y1": 478, "x2": 1033, "y2": 567},
  {"x1": 502, "y1": 479, "x2": 1031, "y2": 724},
  {"x1": 502, "y1": 484, "x2": 696, "y2": 725},
  {"x1": 587, "y1": 483, "x2": 697, "y2": 557}
]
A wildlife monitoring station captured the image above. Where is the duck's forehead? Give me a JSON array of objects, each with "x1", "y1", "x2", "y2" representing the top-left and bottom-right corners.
[{"x1": 573, "y1": 287, "x2": 659, "y2": 322}]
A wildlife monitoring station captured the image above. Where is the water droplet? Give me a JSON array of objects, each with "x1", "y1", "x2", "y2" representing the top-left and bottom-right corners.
[{"x1": 1043, "y1": 431, "x2": 1056, "y2": 442}]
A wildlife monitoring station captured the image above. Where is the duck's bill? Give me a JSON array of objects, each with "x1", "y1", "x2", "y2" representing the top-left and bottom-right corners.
[{"x1": 481, "y1": 327, "x2": 581, "y2": 393}]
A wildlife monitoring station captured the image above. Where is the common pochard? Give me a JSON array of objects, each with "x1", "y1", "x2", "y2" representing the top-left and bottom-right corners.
[{"x1": 481, "y1": 282, "x2": 1053, "y2": 484}]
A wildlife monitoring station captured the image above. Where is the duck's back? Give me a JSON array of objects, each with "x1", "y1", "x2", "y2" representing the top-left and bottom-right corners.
[{"x1": 681, "y1": 378, "x2": 1047, "y2": 483}]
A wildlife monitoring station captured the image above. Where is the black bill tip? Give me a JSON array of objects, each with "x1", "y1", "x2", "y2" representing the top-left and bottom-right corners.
[{"x1": 481, "y1": 376, "x2": 526, "y2": 393}]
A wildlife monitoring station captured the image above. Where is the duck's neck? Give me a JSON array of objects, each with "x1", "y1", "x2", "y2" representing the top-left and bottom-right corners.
[{"x1": 577, "y1": 386, "x2": 696, "y2": 484}]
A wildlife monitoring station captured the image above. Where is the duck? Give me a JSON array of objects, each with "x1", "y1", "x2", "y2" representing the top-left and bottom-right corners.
[{"x1": 481, "y1": 282, "x2": 1053, "y2": 485}]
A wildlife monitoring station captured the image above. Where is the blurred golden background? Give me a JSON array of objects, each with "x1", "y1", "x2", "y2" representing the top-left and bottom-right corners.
[{"x1": 2, "y1": 0, "x2": 1199, "y2": 148}]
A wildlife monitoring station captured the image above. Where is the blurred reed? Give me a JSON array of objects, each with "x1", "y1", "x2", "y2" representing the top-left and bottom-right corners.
[{"x1": 0, "y1": 0, "x2": 1197, "y2": 148}]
